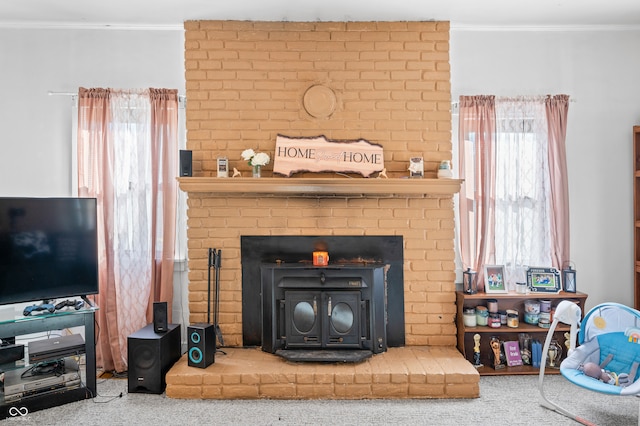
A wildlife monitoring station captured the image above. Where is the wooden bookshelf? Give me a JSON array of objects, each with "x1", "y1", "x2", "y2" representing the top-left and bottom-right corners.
[{"x1": 456, "y1": 291, "x2": 587, "y2": 375}]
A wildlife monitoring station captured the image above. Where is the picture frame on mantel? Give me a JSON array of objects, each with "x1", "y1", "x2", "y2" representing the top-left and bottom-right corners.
[{"x1": 484, "y1": 265, "x2": 507, "y2": 294}]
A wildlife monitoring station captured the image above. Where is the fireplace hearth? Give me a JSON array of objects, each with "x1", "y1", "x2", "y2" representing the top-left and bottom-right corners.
[{"x1": 241, "y1": 236, "x2": 405, "y2": 358}]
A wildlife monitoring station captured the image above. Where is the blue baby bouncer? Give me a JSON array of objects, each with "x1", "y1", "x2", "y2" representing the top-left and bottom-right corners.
[{"x1": 539, "y1": 301, "x2": 640, "y2": 425}]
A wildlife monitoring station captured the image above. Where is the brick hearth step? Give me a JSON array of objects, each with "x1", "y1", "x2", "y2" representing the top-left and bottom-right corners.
[{"x1": 166, "y1": 346, "x2": 479, "y2": 399}]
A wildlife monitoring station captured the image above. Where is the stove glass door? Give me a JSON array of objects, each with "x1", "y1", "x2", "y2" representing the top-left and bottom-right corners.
[
  {"x1": 325, "y1": 291, "x2": 362, "y2": 347},
  {"x1": 284, "y1": 291, "x2": 322, "y2": 348}
]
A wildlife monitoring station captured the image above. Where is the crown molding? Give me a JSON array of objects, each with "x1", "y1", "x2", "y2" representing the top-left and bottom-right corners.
[
  {"x1": 0, "y1": 21, "x2": 184, "y2": 31},
  {"x1": 451, "y1": 23, "x2": 640, "y2": 32},
  {"x1": 1, "y1": 20, "x2": 639, "y2": 32}
]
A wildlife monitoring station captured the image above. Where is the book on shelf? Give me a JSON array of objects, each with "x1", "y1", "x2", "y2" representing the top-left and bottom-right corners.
[
  {"x1": 531, "y1": 340, "x2": 542, "y2": 368},
  {"x1": 503, "y1": 341, "x2": 523, "y2": 367}
]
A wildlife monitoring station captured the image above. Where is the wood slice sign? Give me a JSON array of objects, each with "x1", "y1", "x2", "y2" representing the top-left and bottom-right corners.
[{"x1": 273, "y1": 134, "x2": 385, "y2": 177}]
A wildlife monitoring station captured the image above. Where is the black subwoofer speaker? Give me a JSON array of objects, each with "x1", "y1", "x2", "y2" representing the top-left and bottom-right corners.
[
  {"x1": 187, "y1": 323, "x2": 215, "y2": 368},
  {"x1": 153, "y1": 301, "x2": 168, "y2": 333},
  {"x1": 179, "y1": 150, "x2": 192, "y2": 177},
  {"x1": 128, "y1": 323, "x2": 181, "y2": 394}
]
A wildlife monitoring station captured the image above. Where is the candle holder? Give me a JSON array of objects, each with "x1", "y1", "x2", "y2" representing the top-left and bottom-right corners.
[
  {"x1": 463, "y1": 267, "x2": 477, "y2": 294},
  {"x1": 562, "y1": 263, "x2": 576, "y2": 293},
  {"x1": 313, "y1": 251, "x2": 329, "y2": 266}
]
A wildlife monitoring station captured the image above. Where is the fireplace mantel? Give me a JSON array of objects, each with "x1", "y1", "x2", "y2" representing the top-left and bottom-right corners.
[{"x1": 177, "y1": 177, "x2": 462, "y2": 195}]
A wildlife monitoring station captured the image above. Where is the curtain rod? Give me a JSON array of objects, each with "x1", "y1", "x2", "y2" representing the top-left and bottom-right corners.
[
  {"x1": 48, "y1": 91, "x2": 186, "y2": 102},
  {"x1": 451, "y1": 98, "x2": 576, "y2": 107}
]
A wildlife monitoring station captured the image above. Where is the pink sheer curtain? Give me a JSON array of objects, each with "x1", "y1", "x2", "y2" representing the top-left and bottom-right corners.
[
  {"x1": 458, "y1": 94, "x2": 571, "y2": 289},
  {"x1": 147, "y1": 88, "x2": 178, "y2": 321},
  {"x1": 458, "y1": 95, "x2": 496, "y2": 290},
  {"x1": 545, "y1": 95, "x2": 571, "y2": 269},
  {"x1": 77, "y1": 88, "x2": 178, "y2": 373}
]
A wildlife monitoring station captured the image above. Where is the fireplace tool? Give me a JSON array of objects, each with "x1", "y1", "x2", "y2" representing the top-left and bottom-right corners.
[{"x1": 208, "y1": 248, "x2": 225, "y2": 349}]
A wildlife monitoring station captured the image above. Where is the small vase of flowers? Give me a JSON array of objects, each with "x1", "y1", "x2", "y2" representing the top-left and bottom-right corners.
[{"x1": 241, "y1": 149, "x2": 270, "y2": 178}]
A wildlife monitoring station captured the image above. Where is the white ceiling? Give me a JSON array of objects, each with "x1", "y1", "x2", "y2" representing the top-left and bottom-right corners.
[{"x1": 1, "y1": 0, "x2": 640, "y2": 29}]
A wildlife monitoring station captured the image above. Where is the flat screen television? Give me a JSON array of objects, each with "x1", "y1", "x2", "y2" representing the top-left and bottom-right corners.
[{"x1": 0, "y1": 197, "x2": 99, "y2": 306}]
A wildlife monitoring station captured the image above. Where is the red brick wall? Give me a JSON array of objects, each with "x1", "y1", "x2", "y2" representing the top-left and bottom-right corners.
[{"x1": 183, "y1": 20, "x2": 456, "y2": 347}]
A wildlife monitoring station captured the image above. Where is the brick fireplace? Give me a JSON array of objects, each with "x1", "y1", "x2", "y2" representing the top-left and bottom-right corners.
[
  {"x1": 165, "y1": 20, "x2": 480, "y2": 399},
  {"x1": 166, "y1": 180, "x2": 479, "y2": 399},
  {"x1": 181, "y1": 19, "x2": 457, "y2": 345}
]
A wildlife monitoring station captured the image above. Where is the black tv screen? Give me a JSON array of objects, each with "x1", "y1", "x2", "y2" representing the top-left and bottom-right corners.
[{"x1": 0, "y1": 197, "x2": 99, "y2": 305}]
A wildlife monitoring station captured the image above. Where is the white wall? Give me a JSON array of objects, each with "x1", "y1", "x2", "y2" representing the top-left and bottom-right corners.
[
  {"x1": 0, "y1": 27, "x2": 189, "y2": 339},
  {"x1": 1, "y1": 25, "x2": 638, "y2": 324},
  {"x1": 0, "y1": 27, "x2": 185, "y2": 196},
  {"x1": 451, "y1": 28, "x2": 640, "y2": 310}
]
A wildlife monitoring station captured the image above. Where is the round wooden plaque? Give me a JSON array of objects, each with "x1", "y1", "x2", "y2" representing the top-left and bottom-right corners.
[{"x1": 303, "y1": 85, "x2": 336, "y2": 118}]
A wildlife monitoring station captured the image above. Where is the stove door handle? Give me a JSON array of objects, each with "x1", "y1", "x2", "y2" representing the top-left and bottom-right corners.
[
  {"x1": 327, "y1": 296, "x2": 332, "y2": 316},
  {"x1": 313, "y1": 297, "x2": 317, "y2": 316}
]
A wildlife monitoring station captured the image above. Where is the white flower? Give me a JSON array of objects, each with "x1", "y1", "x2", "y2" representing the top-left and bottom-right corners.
[
  {"x1": 241, "y1": 149, "x2": 270, "y2": 167},
  {"x1": 241, "y1": 149, "x2": 256, "y2": 161},
  {"x1": 252, "y1": 152, "x2": 270, "y2": 166}
]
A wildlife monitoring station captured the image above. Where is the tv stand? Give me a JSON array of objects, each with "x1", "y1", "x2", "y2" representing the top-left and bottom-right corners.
[{"x1": 0, "y1": 308, "x2": 97, "y2": 418}]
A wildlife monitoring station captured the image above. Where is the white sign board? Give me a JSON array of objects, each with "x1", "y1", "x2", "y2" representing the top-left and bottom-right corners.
[{"x1": 273, "y1": 134, "x2": 384, "y2": 177}]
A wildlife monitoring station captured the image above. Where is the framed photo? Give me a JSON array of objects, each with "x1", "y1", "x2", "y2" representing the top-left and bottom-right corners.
[
  {"x1": 526, "y1": 267, "x2": 562, "y2": 293},
  {"x1": 409, "y1": 157, "x2": 424, "y2": 178},
  {"x1": 484, "y1": 265, "x2": 507, "y2": 293},
  {"x1": 217, "y1": 157, "x2": 229, "y2": 178}
]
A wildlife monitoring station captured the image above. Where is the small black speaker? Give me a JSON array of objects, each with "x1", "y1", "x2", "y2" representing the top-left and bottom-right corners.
[
  {"x1": 153, "y1": 302, "x2": 168, "y2": 333},
  {"x1": 180, "y1": 149, "x2": 192, "y2": 177},
  {"x1": 128, "y1": 323, "x2": 181, "y2": 394},
  {"x1": 187, "y1": 323, "x2": 215, "y2": 368}
]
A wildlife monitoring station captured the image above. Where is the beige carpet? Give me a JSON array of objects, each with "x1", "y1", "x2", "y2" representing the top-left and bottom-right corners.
[{"x1": 5, "y1": 374, "x2": 638, "y2": 425}]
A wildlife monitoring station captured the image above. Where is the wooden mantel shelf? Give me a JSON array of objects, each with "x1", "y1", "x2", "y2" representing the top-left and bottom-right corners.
[{"x1": 177, "y1": 177, "x2": 463, "y2": 195}]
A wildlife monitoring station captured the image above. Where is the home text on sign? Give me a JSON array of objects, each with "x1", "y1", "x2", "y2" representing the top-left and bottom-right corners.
[{"x1": 273, "y1": 134, "x2": 384, "y2": 177}]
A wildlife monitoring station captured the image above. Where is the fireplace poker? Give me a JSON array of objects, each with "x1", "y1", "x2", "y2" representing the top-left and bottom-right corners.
[
  {"x1": 213, "y1": 248, "x2": 225, "y2": 348},
  {"x1": 207, "y1": 248, "x2": 225, "y2": 348},
  {"x1": 207, "y1": 248, "x2": 213, "y2": 324}
]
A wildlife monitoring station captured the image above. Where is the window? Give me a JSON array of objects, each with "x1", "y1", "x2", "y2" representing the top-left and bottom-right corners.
[
  {"x1": 493, "y1": 104, "x2": 552, "y2": 267},
  {"x1": 458, "y1": 95, "x2": 570, "y2": 286}
]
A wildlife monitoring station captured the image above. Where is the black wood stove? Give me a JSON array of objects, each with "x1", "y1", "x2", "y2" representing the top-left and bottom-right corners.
[
  {"x1": 241, "y1": 235, "x2": 404, "y2": 362},
  {"x1": 261, "y1": 264, "x2": 387, "y2": 362}
]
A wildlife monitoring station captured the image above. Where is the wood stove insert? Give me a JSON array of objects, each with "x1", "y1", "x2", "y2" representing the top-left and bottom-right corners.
[
  {"x1": 261, "y1": 264, "x2": 386, "y2": 362},
  {"x1": 241, "y1": 235, "x2": 405, "y2": 355}
]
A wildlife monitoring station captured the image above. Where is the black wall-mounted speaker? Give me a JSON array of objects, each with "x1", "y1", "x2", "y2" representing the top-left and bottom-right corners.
[
  {"x1": 179, "y1": 150, "x2": 192, "y2": 177},
  {"x1": 127, "y1": 323, "x2": 181, "y2": 394},
  {"x1": 187, "y1": 323, "x2": 215, "y2": 368},
  {"x1": 153, "y1": 302, "x2": 168, "y2": 334}
]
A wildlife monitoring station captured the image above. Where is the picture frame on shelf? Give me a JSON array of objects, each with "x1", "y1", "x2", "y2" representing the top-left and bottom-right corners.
[
  {"x1": 484, "y1": 265, "x2": 507, "y2": 293},
  {"x1": 526, "y1": 267, "x2": 562, "y2": 293}
]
